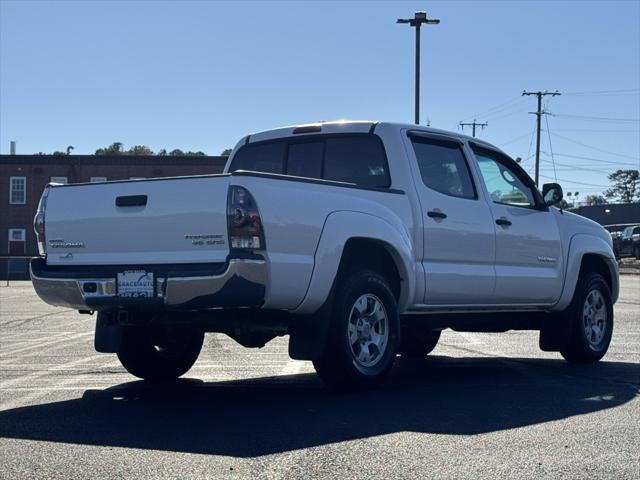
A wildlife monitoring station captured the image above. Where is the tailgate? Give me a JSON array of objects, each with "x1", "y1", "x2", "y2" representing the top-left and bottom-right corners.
[{"x1": 44, "y1": 176, "x2": 231, "y2": 266}]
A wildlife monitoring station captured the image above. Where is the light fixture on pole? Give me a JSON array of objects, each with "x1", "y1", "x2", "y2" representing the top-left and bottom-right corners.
[{"x1": 397, "y1": 11, "x2": 440, "y2": 125}]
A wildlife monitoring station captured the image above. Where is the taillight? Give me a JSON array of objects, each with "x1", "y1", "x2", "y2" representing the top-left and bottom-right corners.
[
  {"x1": 227, "y1": 186, "x2": 265, "y2": 251},
  {"x1": 34, "y1": 186, "x2": 50, "y2": 256}
]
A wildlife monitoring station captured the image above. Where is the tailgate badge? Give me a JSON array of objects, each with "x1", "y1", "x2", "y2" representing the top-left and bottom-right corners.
[
  {"x1": 184, "y1": 234, "x2": 225, "y2": 246},
  {"x1": 48, "y1": 239, "x2": 85, "y2": 248}
]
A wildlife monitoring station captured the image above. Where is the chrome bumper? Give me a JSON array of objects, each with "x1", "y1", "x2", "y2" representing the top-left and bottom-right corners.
[{"x1": 30, "y1": 258, "x2": 267, "y2": 310}]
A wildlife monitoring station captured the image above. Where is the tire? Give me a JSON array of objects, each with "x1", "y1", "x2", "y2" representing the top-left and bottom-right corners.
[
  {"x1": 400, "y1": 330, "x2": 441, "y2": 358},
  {"x1": 313, "y1": 269, "x2": 400, "y2": 389},
  {"x1": 560, "y1": 272, "x2": 613, "y2": 364},
  {"x1": 634, "y1": 245, "x2": 640, "y2": 260},
  {"x1": 117, "y1": 324, "x2": 204, "y2": 381}
]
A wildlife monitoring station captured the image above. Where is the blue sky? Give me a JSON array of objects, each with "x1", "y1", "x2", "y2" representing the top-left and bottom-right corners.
[{"x1": 1, "y1": 0, "x2": 639, "y2": 197}]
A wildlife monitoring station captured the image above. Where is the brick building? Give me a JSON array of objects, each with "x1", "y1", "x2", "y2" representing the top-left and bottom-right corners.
[{"x1": 0, "y1": 153, "x2": 227, "y2": 278}]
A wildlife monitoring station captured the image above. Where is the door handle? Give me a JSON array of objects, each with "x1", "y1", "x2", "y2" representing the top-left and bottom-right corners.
[
  {"x1": 495, "y1": 217, "x2": 512, "y2": 227},
  {"x1": 116, "y1": 195, "x2": 147, "y2": 207},
  {"x1": 427, "y1": 210, "x2": 447, "y2": 219}
]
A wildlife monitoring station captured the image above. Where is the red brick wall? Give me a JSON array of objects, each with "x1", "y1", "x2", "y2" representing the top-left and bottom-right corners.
[{"x1": 0, "y1": 154, "x2": 227, "y2": 278}]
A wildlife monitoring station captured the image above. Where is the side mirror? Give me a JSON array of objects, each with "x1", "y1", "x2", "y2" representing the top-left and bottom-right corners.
[{"x1": 542, "y1": 182, "x2": 563, "y2": 207}]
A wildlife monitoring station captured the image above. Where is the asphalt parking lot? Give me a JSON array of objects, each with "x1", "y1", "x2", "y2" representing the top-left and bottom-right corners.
[{"x1": 0, "y1": 278, "x2": 638, "y2": 479}]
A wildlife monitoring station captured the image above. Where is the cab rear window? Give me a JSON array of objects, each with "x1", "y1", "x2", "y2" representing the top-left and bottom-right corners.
[
  {"x1": 228, "y1": 134, "x2": 390, "y2": 188},
  {"x1": 229, "y1": 141, "x2": 285, "y2": 174}
]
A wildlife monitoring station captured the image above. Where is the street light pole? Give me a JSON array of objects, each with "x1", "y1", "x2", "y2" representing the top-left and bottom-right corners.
[{"x1": 397, "y1": 11, "x2": 440, "y2": 125}]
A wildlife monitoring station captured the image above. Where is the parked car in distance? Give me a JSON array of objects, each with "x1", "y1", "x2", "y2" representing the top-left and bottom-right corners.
[
  {"x1": 614, "y1": 225, "x2": 640, "y2": 260},
  {"x1": 30, "y1": 121, "x2": 619, "y2": 389}
]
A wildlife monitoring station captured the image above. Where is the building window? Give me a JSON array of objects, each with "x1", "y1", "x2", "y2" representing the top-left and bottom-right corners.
[
  {"x1": 9, "y1": 228, "x2": 26, "y2": 242},
  {"x1": 9, "y1": 177, "x2": 26, "y2": 204},
  {"x1": 90, "y1": 177, "x2": 107, "y2": 183},
  {"x1": 50, "y1": 176, "x2": 68, "y2": 184}
]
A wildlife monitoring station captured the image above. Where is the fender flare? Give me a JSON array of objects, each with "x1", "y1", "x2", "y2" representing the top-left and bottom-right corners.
[
  {"x1": 293, "y1": 210, "x2": 416, "y2": 315},
  {"x1": 552, "y1": 234, "x2": 619, "y2": 312}
]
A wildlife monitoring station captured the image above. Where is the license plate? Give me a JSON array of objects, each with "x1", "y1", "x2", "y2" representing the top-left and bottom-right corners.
[{"x1": 117, "y1": 270, "x2": 154, "y2": 298}]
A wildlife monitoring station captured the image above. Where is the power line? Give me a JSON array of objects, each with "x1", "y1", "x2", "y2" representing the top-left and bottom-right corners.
[
  {"x1": 563, "y1": 88, "x2": 639, "y2": 96},
  {"x1": 538, "y1": 174, "x2": 609, "y2": 188},
  {"x1": 544, "y1": 114, "x2": 558, "y2": 182},
  {"x1": 550, "y1": 113, "x2": 640, "y2": 123},
  {"x1": 550, "y1": 132, "x2": 639, "y2": 160},
  {"x1": 484, "y1": 106, "x2": 530, "y2": 122},
  {"x1": 497, "y1": 132, "x2": 532, "y2": 147},
  {"x1": 554, "y1": 153, "x2": 639, "y2": 167},
  {"x1": 524, "y1": 123, "x2": 537, "y2": 173},
  {"x1": 522, "y1": 89, "x2": 561, "y2": 186},
  {"x1": 460, "y1": 96, "x2": 525, "y2": 122},
  {"x1": 540, "y1": 159, "x2": 614, "y2": 174},
  {"x1": 552, "y1": 129, "x2": 639, "y2": 133}
]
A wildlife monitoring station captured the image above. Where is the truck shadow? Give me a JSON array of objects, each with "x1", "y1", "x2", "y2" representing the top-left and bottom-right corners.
[{"x1": 0, "y1": 356, "x2": 638, "y2": 457}]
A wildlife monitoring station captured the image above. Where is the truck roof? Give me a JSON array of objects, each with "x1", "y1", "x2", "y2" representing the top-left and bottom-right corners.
[{"x1": 246, "y1": 120, "x2": 497, "y2": 150}]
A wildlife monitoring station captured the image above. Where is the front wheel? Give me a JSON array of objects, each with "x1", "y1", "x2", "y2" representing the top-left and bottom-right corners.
[
  {"x1": 117, "y1": 324, "x2": 204, "y2": 381},
  {"x1": 560, "y1": 272, "x2": 613, "y2": 364},
  {"x1": 313, "y1": 269, "x2": 400, "y2": 389}
]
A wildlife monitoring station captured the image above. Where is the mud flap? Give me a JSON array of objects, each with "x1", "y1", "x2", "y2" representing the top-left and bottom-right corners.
[
  {"x1": 288, "y1": 285, "x2": 335, "y2": 361},
  {"x1": 539, "y1": 313, "x2": 570, "y2": 352},
  {"x1": 94, "y1": 311, "x2": 123, "y2": 353}
]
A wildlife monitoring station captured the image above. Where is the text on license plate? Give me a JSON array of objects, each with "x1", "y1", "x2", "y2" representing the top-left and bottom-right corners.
[{"x1": 117, "y1": 270, "x2": 154, "y2": 297}]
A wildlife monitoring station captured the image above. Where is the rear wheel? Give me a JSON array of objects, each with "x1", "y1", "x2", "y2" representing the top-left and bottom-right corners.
[
  {"x1": 313, "y1": 269, "x2": 399, "y2": 389},
  {"x1": 560, "y1": 272, "x2": 613, "y2": 364},
  {"x1": 399, "y1": 330, "x2": 441, "y2": 358},
  {"x1": 117, "y1": 324, "x2": 204, "y2": 381}
]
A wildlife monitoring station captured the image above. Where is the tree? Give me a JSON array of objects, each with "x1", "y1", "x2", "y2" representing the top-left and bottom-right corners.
[
  {"x1": 220, "y1": 148, "x2": 232, "y2": 156},
  {"x1": 95, "y1": 142, "x2": 124, "y2": 155},
  {"x1": 605, "y1": 169, "x2": 640, "y2": 203},
  {"x1": 128, "y1": 145, "x2": 154, "y2": 155},
  {"x1": 584, "y1": 194, "x2": 607, "y2": 206},
  {"x1": 158, "y1": 149, "x2": 167, "y2": 156},
  {"x1": 184, "y1": 151, "x2": 206, "y2": 156},
  {"x1": 52, "y1": 151, "x2": 66, "y2": 156},
  {"x1": 169, "y1": 149, "x2": 185, "y2": 156}
]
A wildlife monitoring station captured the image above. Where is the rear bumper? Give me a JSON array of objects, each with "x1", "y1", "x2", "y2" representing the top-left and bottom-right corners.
[{"x1": 30, "y1": 257, "x2": 267, "y2": 310}]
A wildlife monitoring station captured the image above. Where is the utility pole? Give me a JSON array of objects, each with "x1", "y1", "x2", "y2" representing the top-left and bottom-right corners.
[
  {"x1": 459, "y1": 120, "x2": 488, "y2": 137},
  {"x1": 397, "y1": 11, "x2": 440, "y2": 125},
  {"x1": 522, "y1": 90, "x2": 561, "y2": 187}
]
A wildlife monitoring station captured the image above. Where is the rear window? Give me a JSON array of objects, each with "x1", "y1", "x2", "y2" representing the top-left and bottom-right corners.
[
  {"x1": 287, "y1": 142, "x2": 323, "y2": 178},
  {"x1": 229, "y1": 141, "x2": 285, "y2": 174},
  {"x1": 229, "y1": 134, "x2": 390, "y2": 188},
  {"x1": 324, "y1": 137, "x2": 390, "y2": 187}
]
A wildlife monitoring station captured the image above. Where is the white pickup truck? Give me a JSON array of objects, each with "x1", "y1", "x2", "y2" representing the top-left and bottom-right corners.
[{"x1": 31, "y1": 121, "x2": 619, "y2": 388}]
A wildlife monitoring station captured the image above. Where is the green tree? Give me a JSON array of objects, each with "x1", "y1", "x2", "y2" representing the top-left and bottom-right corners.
[
  {"x1": 95, "y1": 142, "x2": 124, "y2": 155},
  {"x1": 184, "y1": 151, "x2": 206, "y2": 156},
  {"x1": 220, "y1": 148, "x2": 232, "y2": 156},
  {"x1": 584, "y1": 194, "x2": 607, "y2": 206},
  {"x1": 128, "y1": 145, "x2": 154, "y2": 155},
  {"x1": 52, "y1": 151, "x2": 66, "y2": 156},
  {"x1": 605, "y1": 169, "x2": 640, "y2": 203},
  {"x1": 158, "y1": 149, "x2": 167, "y2": 156},
  {"x1": 169, "y1": 149, "x2": 185, "y2": 156}
]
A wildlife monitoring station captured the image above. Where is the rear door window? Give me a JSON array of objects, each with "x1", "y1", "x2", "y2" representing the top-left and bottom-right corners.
[
  {"x1": 287, "y1": 142, "x2": 323, "y2": 179},
  {"x1": 324, "y1": 136, "x2": 390, "y2": 187},
  {"x1": 229, "y1": 141, "x2": 285, "y2": 174},
  {"x1": 410, "y1": 137, "x2": 476, "y2": 199}
]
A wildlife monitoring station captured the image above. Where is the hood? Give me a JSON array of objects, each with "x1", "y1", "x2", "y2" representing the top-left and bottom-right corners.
[{"x1": 552, "y1": 208, "x2": 613, "y2": 249}]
